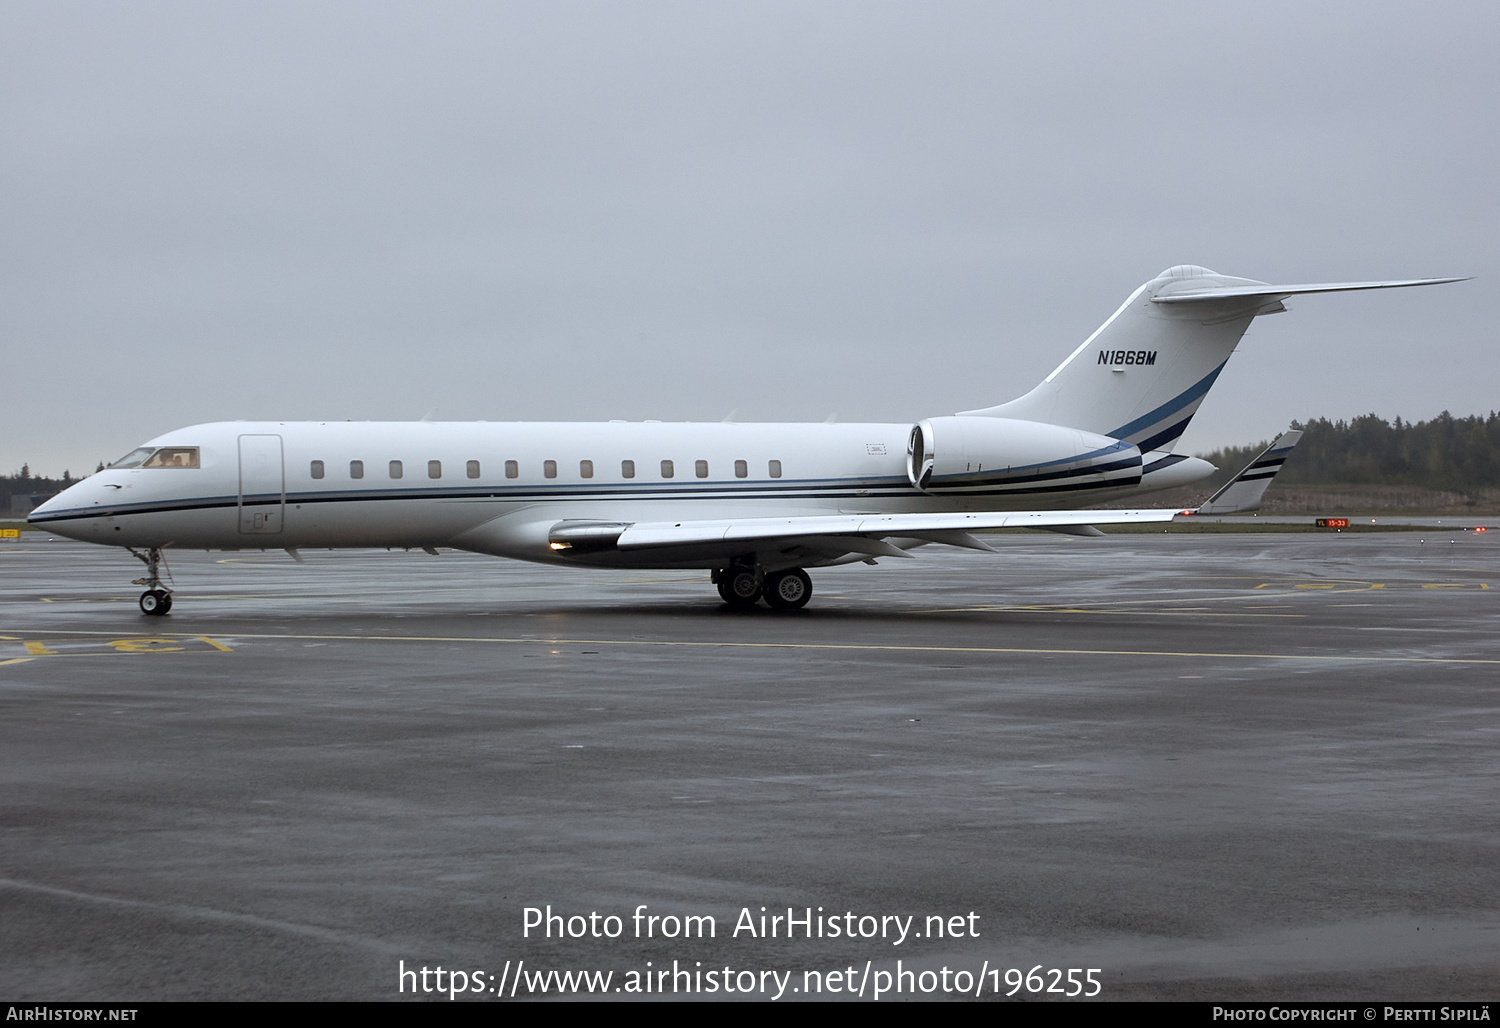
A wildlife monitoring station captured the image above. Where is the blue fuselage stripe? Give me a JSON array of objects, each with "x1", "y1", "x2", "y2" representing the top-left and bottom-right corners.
[{"x1": 1110, "y1": 362, "x2": 1227, "y2": 441}]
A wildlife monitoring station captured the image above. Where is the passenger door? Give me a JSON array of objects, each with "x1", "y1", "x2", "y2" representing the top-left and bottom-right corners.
[{"x1": 238, "y1": 434, "x2": 285, "y2": 534}]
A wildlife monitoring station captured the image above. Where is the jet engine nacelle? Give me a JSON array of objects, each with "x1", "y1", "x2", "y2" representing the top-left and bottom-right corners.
[{"x1": 907, "y1": 416, "x2": 1143, "y2": 494}]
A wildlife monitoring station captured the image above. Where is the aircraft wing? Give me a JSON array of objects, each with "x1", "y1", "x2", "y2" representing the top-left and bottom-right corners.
[{"x1": 545, "y1": 507, "x2": 1187, "y2": 562}]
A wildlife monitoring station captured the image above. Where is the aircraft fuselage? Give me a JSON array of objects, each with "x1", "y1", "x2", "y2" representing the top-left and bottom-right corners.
[{"x1": 30, "y1": 419, "x2": 1207, "y2": 568}]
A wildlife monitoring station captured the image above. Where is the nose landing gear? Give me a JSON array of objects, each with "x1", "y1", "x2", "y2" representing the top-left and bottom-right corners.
[
  {"x1": 129, "y1": 547, "x2": 173, "y2": 615},
  {"x1": 138, "y1": 589, "x2": 171, "y2": 615}
]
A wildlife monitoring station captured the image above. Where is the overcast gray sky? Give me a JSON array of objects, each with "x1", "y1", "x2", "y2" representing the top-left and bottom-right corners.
[{"x1": 3, "y1": 1, "x2": 1494, "y2": 477}]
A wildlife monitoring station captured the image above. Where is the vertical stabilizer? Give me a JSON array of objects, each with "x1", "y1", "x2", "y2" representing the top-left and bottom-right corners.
[
  {"x1": 963, "y1": 267, "x2": 1464, "y2": 451},
  {"x1": 961, "y1": 266, "x2": 1278, "y2": 451}
]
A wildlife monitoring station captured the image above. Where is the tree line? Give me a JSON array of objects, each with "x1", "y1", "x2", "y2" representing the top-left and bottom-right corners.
[
  {"x1": 2, "y1": 466, "x2": 78, "y2": 491},
  {"x1": 0, "y1": 466, "x2": 83, "y2": 514},
  {"x1": 1199, "y1": 411, "x2": 1500, "y2": 491}
]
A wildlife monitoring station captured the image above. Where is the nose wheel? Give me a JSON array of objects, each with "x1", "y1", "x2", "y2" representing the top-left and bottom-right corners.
[
  {"x1": 139, "y1": 589, "x2": 173, "y2": 615},
  {"x1": 129, "y1": 547, "x2": 174, "y2": 616}
]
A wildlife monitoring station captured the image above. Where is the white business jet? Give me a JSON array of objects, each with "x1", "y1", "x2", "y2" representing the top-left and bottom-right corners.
[{"x1": 29, "y1": 266, "x2": 1462, "y2": 615}]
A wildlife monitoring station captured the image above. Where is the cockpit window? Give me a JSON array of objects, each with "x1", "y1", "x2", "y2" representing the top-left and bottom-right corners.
[
  {"x1": 142, "y1": 447, "x2": 200, "y2": 469},
  {"x1": 108, "y1": 447, "x2": 156, "y2": 469}
]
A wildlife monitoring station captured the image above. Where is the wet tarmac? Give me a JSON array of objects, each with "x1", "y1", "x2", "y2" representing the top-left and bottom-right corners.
[{"x1": 1, "y1": 533, "x2": 1497, "y2": 1001}]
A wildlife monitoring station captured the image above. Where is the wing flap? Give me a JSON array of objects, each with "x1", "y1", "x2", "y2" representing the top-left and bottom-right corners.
[{"x1": 612, "y1": 508, "x2": 1184, "y2": 552}]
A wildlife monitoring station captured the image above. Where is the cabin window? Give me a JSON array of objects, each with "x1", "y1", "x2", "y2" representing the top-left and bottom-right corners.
[
  {"x1": 580, "y1": 460, "x2": 594, "y2": 479},
  {"x1": 768, "y1": 460, "x2": 782, "y2": 479},
  {"x1": 695, "y1": 459, "x2": 708, "y2": 478},
  {"x1": 467, "y1": 460, "x2": 480, "y2": 479},
  {"x1": 621, "y1": 459, "x2": 635, "y2": 479},
  {"x1": 505, "y1": 460, "x2": 518, "y2": 479},
  {"x1": 350, "y1": 460, "x2": 364, "y2": 479},
  {"x1": 734, "y1": 459, "x2": 747, "y2": 478},
  {"x1": 544, "y1": 460, "x2": 557, "y2": 479},
  {"x1": 389, "y1": 460, "x2": 403, "y2": 479},
  {"x1": 428, "y1": 460, "x2": 442, "y2": 479},
  {"x1": 142, "y1": 447, "x2": 200, "y2": 469},
  {"x1": 660, "y1": 459, "x2": 674, "y2": 479},
  {"x1": 310, "y1": 460, "x2": 325, "y2": 480}
]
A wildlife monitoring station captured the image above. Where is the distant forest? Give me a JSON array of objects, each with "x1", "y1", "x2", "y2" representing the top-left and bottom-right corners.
[
  {"x1": 1, "y1": 465, "x2": 82, "y2": 514},
  {"x1": 5, "y1": 412, "x2": 1500, "y2": 513},
  {"x1": 1198, "y1": 411, "x2": 1500, "y2": 490}
]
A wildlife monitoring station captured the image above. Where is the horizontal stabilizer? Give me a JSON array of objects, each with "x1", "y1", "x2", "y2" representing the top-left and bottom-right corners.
[
  {"x1": 1152, "y1": 278, "x2": 1467, "y2": 304},
  {"x1": 1195, "y1": 430, "x2": 1302, "y2": 514}
]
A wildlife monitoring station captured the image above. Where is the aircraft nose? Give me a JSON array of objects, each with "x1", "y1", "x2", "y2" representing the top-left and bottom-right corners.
[
  {"x1": 27, "y1": 492, "x2": 62, "y2": 520},
  {"x1": 27, "y1": 480, "x2": 93, "y2": 529}
]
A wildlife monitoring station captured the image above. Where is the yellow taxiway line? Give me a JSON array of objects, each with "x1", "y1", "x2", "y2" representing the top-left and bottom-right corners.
[{"x1": 4, "y1": 629, "x2": 1497, "y2": 665}]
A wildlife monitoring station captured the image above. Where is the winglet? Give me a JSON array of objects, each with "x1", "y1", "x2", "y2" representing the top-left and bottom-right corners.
[{"x1": 1195, "y1": 431, "x2": 1303, "y2": 514}]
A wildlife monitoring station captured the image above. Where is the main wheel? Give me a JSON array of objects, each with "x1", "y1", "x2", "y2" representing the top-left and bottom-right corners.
[
  {"x1": 717, "y1": 568, "x2": 762, "y2": 606},
  {"x1": 762, "y1": 568, "x2": 812, "y2": 609},
  {"x1": 139, "y1": 589, "x2": 170, "y2": 616}
]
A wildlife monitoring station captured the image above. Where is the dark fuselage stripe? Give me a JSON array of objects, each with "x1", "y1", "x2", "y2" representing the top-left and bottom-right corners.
[{"x1": 29, "y1": 473, "x2": 1147, "y2": 524}]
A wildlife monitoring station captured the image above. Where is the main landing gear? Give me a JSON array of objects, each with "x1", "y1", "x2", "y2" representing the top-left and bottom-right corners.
[
  {"x1": 713, "y1": 566, "x2": 813, "y2": 610},
  {"x1": 129, "y1": 547, "x2": 173, "y2": 616}
]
